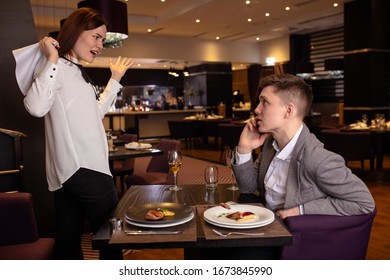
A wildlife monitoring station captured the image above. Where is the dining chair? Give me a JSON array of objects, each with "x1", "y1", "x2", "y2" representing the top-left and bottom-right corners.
[
  {"x1": 112, "y1": 133, "x2": 138, "y2": 194},
  {"x1": 203, "y1": 119, "x2": 231, "y2": 148},
  {"x1": 168, "y1": 120, "x2": 204, "y2": 148},
  {"x1": 0, "y1": 128, "x2": 27, "y2": 193},
  {"x1": 218, "y1": 123, "x2": 245, "y2": 160},
  {"x1": 0, "y1": 192, "x2": 55, "y2": 259},
  {"x1": 125, "y1": 139, "x2": 181, "y2": 188},
  {"x1": 320, "y1": 129, "x2": 375, "y2": 170},
  {"x1": 280, "y1": 208, "x2": 376, "y2": 260}
]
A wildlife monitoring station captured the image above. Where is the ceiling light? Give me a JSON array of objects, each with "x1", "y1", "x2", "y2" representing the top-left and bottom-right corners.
[
  {"x1": 245, "y1": 1, "x2": 251, "y2": 4},
  {"x1": 78, "y1": 0, "x2": 128, "y2": 48},
  {"x1": 216, "y1": 36, "x2": 220, "y2": 40},
  {"x1": 196, "y1": 19, "x2": 200, "y2": 23},
  {"x1": 247, "y1": 18, "x2": 252, "y2": 22},
  {"x1": 148, "y1": 28, "x2": 152, "y2": 33},
  {"x1": 265, "y1": 13, "x2": 270, "y2": 17},
  {"x1": 285, "y1": 7, "x2": 290, "y2": 11},
  {"x1": 333, "y1": 3, "x2": 339, "y2": 7},
  {"x1": 256, "y1": 37, "x2": 260, "y2": 41}
]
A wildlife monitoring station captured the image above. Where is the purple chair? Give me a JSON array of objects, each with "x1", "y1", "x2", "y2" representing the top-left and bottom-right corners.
[
  {"x1": 125, "y1": 139, "x2": 181, "y2": 187},
  {"x1": 0, "y1": 192, "x2": 55, "y2": 259},
  {"x1": 280, "y1": 209, "x2": 376, "y2": 260}
]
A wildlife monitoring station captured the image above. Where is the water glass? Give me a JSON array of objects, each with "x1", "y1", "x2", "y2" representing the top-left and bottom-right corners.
[{"x1": 204, "y1": 165, "x2": 218, "y2": 190}]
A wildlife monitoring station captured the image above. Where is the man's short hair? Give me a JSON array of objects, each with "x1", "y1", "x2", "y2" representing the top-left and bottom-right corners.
[{"x1": 259, "y1": 74, "x2": 313, "y2": 118}]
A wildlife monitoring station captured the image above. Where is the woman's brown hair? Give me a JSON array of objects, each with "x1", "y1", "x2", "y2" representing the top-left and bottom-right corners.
[{"x1": 56, "y1": 7, "x2": 108, "y2": 57}]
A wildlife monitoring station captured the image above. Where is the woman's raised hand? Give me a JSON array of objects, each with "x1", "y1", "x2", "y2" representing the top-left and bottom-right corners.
[
  {"x1": 39, "y1": 37, "x2": 59, "y2": 64},
  {"x1": 109, "y1": 57, "x2": 134, "y2": 82}
]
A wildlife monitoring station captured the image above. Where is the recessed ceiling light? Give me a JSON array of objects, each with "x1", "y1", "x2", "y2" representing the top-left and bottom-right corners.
[
  {"x1": 196, "y1": 19, "x2": 200, "y2": 23},
  {"x1": 333, "y1": 3, "x2": 339, "y2": 7},
  {"x1": 256, "y1": 37, "x2": 260, "y2": 41},
  {"x1": 265, "y1": 12, "x2": 270, "y2": 17},
  {"x1": 245, "y1": 1, "x2": 251, "y2": 5},
  {"x1": 161, "y1": 0, "x2": 165, "y2": 2},
  {"x1": 285, "y1": 6, "x2": 290, "y2": 11},
  {"x1": 148, "y1": 29, "x2": 152, "y2": 33},
  {"x1": 137, "y1": 63, "x2": 141, "y2": 67},
  {"x1": 247, "y1": 18, "x2": 252, "y2": 22},
  {"x1": 216, "y1": 36, "x2": 220, "y2": 40}
]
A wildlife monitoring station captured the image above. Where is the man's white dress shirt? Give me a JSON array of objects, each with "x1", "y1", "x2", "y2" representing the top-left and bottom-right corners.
[{"x1": 235, "y1": 125, "x2": 303, "y2": 210}]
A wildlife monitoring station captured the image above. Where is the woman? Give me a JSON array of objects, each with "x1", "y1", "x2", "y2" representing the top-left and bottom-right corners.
[{"x1": 23, "y1": 8, "x2": 132, "y2": 259}]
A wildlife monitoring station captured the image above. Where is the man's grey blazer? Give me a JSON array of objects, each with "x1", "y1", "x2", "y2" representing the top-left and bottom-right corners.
[{"x1": 233, "y1": 124, "x2": 375, "y2": 216}]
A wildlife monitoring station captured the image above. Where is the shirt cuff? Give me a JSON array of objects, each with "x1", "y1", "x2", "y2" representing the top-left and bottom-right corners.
[
  {"x1": 299, "y1": 204, "x2": 305, "y2": 215},
  {"x1": 234, "y1": 147, "x2": 252, "y2": 165}
]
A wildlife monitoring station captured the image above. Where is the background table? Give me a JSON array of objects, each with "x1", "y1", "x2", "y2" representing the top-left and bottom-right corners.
[{"x1": 108, "y1": 146, "x2": 162, "y2": 172}]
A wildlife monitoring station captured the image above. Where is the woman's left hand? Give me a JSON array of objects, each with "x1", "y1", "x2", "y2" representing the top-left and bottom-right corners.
[{"x1": 109, "y1": 57, "x2": 134, "y2": 82}]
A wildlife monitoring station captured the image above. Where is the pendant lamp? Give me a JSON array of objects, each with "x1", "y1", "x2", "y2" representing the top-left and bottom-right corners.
[{"x1": 78, "y1": 0, "x2": 128, "y2": 48}]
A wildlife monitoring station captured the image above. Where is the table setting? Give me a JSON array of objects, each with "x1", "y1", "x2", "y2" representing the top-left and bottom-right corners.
[
  {"x1": 124, "y1": 142, "x2": 153, "y2": 150},
  {"x1": 344, "y1": 113, "x2": 390, "y2": 131},
  {"x1": 93, "y1": 184, "x2": 292, "y2": 257},
  {"x1": 109, "y1": 202, "x2": 197, "y2": 245},
  {"x1": 196, "y1": 203, "x2": 289, "y2": 241}
]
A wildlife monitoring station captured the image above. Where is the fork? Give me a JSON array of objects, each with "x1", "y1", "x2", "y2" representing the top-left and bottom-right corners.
[{"x1": 212, "y1": 229, "x2": 264, "y2": 237}]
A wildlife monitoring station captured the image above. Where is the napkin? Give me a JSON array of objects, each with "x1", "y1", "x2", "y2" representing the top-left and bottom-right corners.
[
  {"x1": 12, "y1": 43, "x2": 46, "y2": 96},
  {"x1": 125, "y1": 142, "x2": 152, "y2": 149},
  {"x1": 349, "y1": 122, "x2": 368, "y2": 129}
]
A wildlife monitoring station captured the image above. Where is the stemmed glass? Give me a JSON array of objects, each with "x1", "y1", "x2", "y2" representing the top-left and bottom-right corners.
[
  {"x1": 361, "y1": 114, "x2": 368, "y2": 125},
  {"x1": 225, "y1": 148, "x2": 239, "y2": 191},
  {"x1": 168, "y1": 150, "x2": 182, "y2": 191}
]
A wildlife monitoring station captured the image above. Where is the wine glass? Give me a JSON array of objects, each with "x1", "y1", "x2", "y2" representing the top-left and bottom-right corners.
[
  {"x1": 361, "y1": 114, "x2": 368, "y2": 125},
  {"x1": 225, "y1": 148, "x2": 239, "y2": 191},
  {"x1": 168, "y1": 150, "x2": 182, "y2": 191}
]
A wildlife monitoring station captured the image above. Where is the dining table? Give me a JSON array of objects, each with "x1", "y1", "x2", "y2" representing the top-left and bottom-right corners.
[
  {"x1": 108, "y1": 146, "x2": 163, "y2": 173},
  {"x1": 92, "y1": 184, "x2": 292, "y2": 260}
]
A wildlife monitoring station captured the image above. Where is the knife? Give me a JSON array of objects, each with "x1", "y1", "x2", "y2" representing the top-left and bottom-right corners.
[{"x1": 124, "y1": 230, "x2": 182, "y2": 235}]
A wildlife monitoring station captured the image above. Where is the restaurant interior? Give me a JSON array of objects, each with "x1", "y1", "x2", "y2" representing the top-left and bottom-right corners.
[{"x1": 0, "y1": 0, "x2": 389, "y2": 260}]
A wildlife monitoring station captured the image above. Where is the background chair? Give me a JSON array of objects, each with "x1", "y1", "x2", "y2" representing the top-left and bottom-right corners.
[
  {"x1": 202, "y1": 119, "x2": 231, "y2": 148},
  {"x1": 280, "y1": 209, "x2": 376, "y2": 260},
  {"x1": 125, "y1": 139, "x2": 181, "y2": 188},
  {"x1": 218, "y1": 123, "x2": 245, "y2": 160},
  {"x1": 320, "y1": 129, "x2": 375, "y2": 170},
  {"x1": 0, "y1": 192, "x2": 55, "y2": 259},
  {"x1": 0, "y1": 128, "x2": 27, "y2": 192},
  {"x1": 168, "y1": 120, "x2": 203, "y2": 148},
  {"x1": 112, "y1": 133, "x2": 138, "y2": 194}
]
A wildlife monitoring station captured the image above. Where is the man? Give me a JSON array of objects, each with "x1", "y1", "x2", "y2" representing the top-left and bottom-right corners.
[{"x1": 232, "y1": 74, "x2": 375, "y2": 220}]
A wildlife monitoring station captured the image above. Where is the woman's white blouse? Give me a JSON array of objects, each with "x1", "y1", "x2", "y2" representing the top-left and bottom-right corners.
[{"x1": 24, "y1": 57, "x2": 122, "y2": 191}]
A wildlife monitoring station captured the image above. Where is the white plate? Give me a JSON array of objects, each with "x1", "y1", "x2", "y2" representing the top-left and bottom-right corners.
[
  {"x1": 125, "y1": 212, "x2": 194, "y2": 228},
  {"x1": 203, "y1": 205, "x2": 274, "y2": 229},
  {"x1": 125, "y1": 142, "x2": 152, "y2": 150}
]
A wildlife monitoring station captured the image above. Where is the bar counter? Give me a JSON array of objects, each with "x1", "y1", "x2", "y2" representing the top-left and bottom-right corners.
[{"x1": 103, "y1": 109, "x2": 206, "y2": 139}]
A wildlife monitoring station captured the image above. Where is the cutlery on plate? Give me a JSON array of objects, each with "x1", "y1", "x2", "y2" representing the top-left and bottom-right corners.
[
  {"x1": 125, "y1": 230, "x2": 182, "y2": 235},
  {"x1": 212, "y1": 229, "x2": 264, "y2": 237}
]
